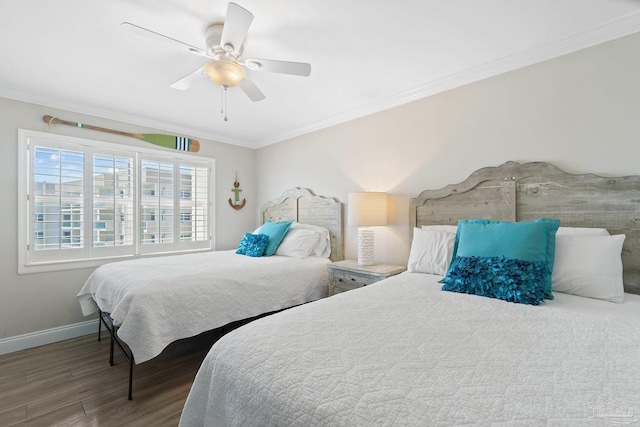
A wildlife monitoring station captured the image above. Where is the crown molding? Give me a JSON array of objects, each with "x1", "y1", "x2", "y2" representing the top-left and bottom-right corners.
[{"x1": 254, "y1": 12, "x2": 640, "y2": 149}]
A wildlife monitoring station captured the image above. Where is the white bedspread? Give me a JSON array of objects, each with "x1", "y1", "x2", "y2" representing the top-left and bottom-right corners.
[
  {"x1": 77, "y1": 250, "x2": 330, "y2": 363},
  {"x1": 180, "y1": 272, "x2": 640, "y2": 426}
]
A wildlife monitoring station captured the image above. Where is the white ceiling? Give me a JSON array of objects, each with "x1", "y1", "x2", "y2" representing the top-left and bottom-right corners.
[{"x1": 1, "y1": 1, "x2": 640, "y2": 148}]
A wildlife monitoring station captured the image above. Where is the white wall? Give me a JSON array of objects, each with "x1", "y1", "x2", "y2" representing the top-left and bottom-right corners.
[
  {"x1": 0, "y1": 98, "x2": 255, "y2": 340},
  {"x1": 255, "y1": 32, "x2": 640, "y2": 266}
]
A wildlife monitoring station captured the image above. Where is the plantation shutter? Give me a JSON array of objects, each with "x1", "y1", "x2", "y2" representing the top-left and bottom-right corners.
[
  {"x1": 89, "y1": 152, "x2": 135, "y2": 258},
  {"x1": 178, "y1": 163, "x2": 210, "y2": 248},
  {"x1": 20, "y1": 129, "x2": 214, "y2": 273},
  {"x1": 30, "y1": 144, "x2": 86, "y2": 263}
]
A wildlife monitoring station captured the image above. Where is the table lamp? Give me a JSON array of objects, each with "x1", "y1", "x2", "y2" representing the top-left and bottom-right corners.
[{"x1": 348, "y1": 192, "x2": 388, "y2": 266}]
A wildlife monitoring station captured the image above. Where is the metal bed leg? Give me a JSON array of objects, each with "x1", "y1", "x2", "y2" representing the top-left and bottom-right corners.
[
  {"x1": 97, "y1": 310, "x2": 102, "y2": 341},
  {"x1": 97, "y1": 310, "x2": 136, "y2": 399},
  {"x1": 111, "y1": 322, "x2": 135, "y2": 399},
  {"x1": 113, "y1": 325, "x2": 135, "y2": 400},
  {"x1": 109, "y1": 326, "x2": 115, "y2": 366},
  {"x1": 128, "y1": 352, "x2": 134, "y2": 400},
  {"x1": 97, "y1": 310, "x2": 115, "y2": 365}
]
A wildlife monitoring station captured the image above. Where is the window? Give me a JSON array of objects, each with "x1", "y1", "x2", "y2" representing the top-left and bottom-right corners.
[{"x1": 18, "y1": 129, "x2": 215, "y2": 273}]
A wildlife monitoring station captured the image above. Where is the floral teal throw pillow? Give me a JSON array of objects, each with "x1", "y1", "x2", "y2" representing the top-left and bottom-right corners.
[
  {"x1": 236, "y1": 233, "x2": 270, "y2": 257},
  {"x1": 450, "y1": 218, "x2": 560, "y2": 299},
  {"x1": 440, "y1": 256, "x2": 548, "y2": 305}
]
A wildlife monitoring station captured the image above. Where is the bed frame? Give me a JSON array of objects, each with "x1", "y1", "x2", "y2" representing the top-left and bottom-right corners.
[
  {"x1": 410, "y1": 161, "x2": 640, "y2": 295},
  {"x1": 99, "y1": 187, "x2": 343, "y2": 399},
  {"x1": 262, "y1": 187, "x2": 344, "y2": 262}
]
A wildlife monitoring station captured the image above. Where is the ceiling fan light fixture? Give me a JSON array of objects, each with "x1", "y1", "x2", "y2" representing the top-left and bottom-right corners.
[{"x1": 204, "y1": 60, "x2": 246, "y2": 88}]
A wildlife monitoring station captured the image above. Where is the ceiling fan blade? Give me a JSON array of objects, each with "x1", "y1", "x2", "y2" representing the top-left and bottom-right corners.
[
  {"x1": 243, "y1": 58, "x2": 311, "y2": 77},
  {"x1": 237, "y1": 77, "x2": 266, "y2": 102},
  {"x1": 121, "y1": 22, "x2": 208, "y2": 57},
  {"x1": 220, "y1": 3, "x2": 254, "y2": 54},
  {"x1": 169, "y1": 67, "x2": 205, "y2": 90}
]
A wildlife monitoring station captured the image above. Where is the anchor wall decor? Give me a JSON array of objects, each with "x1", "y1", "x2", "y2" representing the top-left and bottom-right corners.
[{"x1": 229, "y1": 173, "x2": 246, "y2": 210}]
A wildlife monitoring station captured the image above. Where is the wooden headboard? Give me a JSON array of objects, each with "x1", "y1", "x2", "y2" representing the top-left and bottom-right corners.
[
  {"x1": 262, "y1": 187, "x2": 344, "y2": 262},
  {"x1": 410, "y1": 161, "x2": 640, "y2": 295}
]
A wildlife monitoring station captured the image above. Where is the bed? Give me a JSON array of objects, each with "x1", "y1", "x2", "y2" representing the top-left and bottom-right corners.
[
  {"x1": 76, "y1": 187, "x2": 343, "y2": 398},
  {"x1": 179, "y1": 162, "x2": 640, "y2": 426}
]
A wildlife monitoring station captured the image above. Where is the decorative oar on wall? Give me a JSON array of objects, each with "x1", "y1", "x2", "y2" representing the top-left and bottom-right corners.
[{"x1": 43, "y1": 115, "x2": 200, "y2": 153}]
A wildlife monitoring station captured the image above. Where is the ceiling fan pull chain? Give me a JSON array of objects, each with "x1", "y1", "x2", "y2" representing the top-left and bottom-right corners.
[
  {"x1": 220, "y1": 86, "x2": 224, "y2": 116},
  {"x1": 223, "y1": 86, "x2": 229, "y2": 121}
]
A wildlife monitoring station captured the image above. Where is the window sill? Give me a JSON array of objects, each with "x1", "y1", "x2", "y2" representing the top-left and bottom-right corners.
[{"x1": 18, "y1": 247, "x2": 214, "y2": 275}]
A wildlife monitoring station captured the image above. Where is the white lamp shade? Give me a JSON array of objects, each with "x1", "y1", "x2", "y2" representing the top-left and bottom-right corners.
[
  {"x1": 348, "y1": 192, "x2": 388, "y2": 226},
  {"x1": 204, "y1": 60, "x2": 246, "y2": 88}
]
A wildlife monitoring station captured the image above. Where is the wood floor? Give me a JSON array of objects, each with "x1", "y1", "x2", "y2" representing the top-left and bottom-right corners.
[{"x1": 0, "y1": 328, "x2": 224, "y2": 427}]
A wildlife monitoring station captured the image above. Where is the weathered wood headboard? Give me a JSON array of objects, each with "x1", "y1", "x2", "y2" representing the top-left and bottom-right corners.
[
  {"x1": 262, "y1": 187, "x2": 344, "y2": 262},
  {"x1": 410, "y1": 161, "x2": 640, "y2": 295}
]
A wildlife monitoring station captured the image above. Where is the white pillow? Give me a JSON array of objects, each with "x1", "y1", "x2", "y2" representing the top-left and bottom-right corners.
[
  {"x1": 552, "y1": 234, "x2": 626, "y2": 303},
  {"x1": 275, "y1": 228, "x2": 321, "y2": 259},
  {"x1": 287, "y1": 222, "x2": 332, "y2": 258},
  {"x1": 407, "y1": 228, "x2": 456, "y2": 275},
  {"x1": 421, "y1": 225, "x2": 458, "y2": 233},
  {"x1": 556, "y1": 226, "x2": 610, "y2": 236}
]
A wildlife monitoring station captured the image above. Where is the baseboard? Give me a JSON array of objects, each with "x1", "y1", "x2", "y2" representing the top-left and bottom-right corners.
[{"x1": 0, "y1": 319, "x2": 99, "y2": 356}]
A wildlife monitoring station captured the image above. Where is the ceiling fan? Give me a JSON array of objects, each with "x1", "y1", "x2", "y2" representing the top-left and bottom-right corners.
[{"x1": 122, "y1": 2, "x2": 311, "y2": 119}]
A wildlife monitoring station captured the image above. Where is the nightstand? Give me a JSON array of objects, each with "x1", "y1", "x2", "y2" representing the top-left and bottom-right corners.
[{"x1": 327, "y1": 260, "x2": 406, "y2": 296}]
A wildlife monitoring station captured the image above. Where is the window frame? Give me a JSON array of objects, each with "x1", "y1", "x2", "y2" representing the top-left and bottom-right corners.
[{"x1": 18, "y1": 129, "x2": 215, "y2": 274}]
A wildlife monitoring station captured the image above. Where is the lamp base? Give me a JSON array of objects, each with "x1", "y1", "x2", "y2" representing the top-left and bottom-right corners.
[{"x1": 357, "y1": 227, "x2": 375, "y2": 266}]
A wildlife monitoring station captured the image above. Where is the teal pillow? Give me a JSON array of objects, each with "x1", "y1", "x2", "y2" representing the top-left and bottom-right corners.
[
  {"x1": 256, "y1": 220, "x2": 293, "y2": 256},
  {"x1": 450, "y1": 218, "x2": 560, "y2": 299},
  {"x1": 440, "y1": 256, "x2": 547, "y2": 305},
  {"x1": 236, "y1": 233, "x2": 270, "y2": 257}
]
